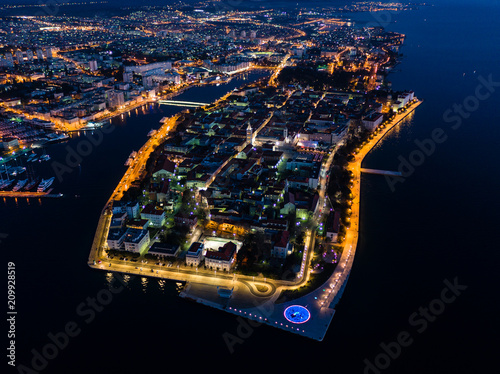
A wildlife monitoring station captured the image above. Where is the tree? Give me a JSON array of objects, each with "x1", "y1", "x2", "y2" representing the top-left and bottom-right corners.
[{"x1": 295, "y1": 231, "x2": 305, "y2": 246}]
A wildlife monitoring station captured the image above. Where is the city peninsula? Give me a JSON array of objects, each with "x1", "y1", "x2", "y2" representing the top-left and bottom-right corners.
[{"x1": 0, "y1": 2, "x2": 421, "y2": 340}]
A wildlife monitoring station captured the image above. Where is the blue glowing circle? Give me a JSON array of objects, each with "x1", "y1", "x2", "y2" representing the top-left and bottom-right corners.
[{"x1": 284, "y1": 305, "x2": 311, "y2": 324}]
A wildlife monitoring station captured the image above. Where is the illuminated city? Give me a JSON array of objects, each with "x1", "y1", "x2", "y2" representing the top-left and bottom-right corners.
[{"x1": 1, "y1": 1, "x2": 497, "y2": 373}]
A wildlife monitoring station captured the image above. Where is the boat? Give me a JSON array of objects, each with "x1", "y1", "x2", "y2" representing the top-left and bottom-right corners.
[
  {"x1": 83, "y1": 122, "x2": 104, "y2": 130},
  {"x1": 46, "y1": 133, "x2": 69, "y2": 143},
  {"x1": 12, "y1": 179, "x2": 28, "y2": 191},
  {"x1": 1, "y1": 179, "x2": 15, "y2": 191},
  {"x1": 23, "y1": 177, "x2": 41, "y2": 191},
  {"x1": 37, "y1": 177, "x2": 55, "y2": 192},
  {"x1": 9, "y1": 166, "x2": 26, "y2": 176},
  {"x1": 38, "y1": 148, "x2": 50, "y2": 162},
  {"x1": 28, "y1": 153, "x2": 39, "y2": 162},
  {"x1": 124, "y1": 151, "x2": 138, "y2": 166}
]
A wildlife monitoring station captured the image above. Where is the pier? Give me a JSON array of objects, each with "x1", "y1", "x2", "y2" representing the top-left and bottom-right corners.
[
  {"x1": 360, "y1": 168, "x2": 403, "y2": 177},
  {"x1": 0, "y1": 189, "x2": 62, "y2": 198}
]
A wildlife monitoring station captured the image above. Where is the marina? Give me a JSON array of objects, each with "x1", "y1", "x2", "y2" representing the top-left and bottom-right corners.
[{"x1": 0, "y1": 147, "x2": 56, "y2": 196}]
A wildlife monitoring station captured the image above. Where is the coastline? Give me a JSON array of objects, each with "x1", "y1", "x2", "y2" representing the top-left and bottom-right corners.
[{"x1": 86, "y1": 97, "x2": 422, "y2": 340}]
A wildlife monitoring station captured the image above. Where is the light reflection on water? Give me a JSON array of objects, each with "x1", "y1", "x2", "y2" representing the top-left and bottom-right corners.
[
  {"x1": 369, "y1": 110, "x2": 416, "y2": 154},
  {"x1": 158, "y1": 279, "x2": 166, "y2": 292},
  {"x1": 103, "y1": 272, "x2": 175, "y2": 294},
  {"x1": 122, "y1": 274, "x2": 131, "y2": 285},
  {"x1": 141, "y1": 276, "x2": 148, "y2": 293},
  {"x1": 105, "y1": 272, "x2": 114, "y2": 286}
]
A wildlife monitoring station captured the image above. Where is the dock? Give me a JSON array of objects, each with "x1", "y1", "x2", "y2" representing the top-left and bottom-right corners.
[
  {"x1": 360, "y1": 168, "x2": 402, "y2": 177},
  {"x1": 0, "y1": 188, "x2": 62, "y2": 198}
]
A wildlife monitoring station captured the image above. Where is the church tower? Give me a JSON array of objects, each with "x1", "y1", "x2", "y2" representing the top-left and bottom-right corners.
[{"x1": 246, "y1": 123, "x2": 253, "y2": 145}]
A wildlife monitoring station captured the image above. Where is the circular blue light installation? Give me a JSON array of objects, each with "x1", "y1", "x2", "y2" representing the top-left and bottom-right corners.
[{"x1": 284, "y1": 305, "x2": 311, "y2": 324}]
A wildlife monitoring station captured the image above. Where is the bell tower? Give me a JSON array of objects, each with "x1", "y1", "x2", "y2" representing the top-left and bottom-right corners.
[{"x1": 246, "y1": 123, "x2": 253, "y2": 145}]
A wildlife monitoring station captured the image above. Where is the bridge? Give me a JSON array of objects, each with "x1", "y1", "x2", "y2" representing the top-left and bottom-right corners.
[
  {"x1": 360, "y1": 168, "x2": 402, "y2": 177},
  {"x1": 158, "y1": 100, "x2": 209, "y2": 108}
]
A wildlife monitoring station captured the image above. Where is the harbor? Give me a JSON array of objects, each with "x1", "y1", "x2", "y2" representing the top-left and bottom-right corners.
[{"x1": 0, "y1": 147, "x2": 57, "y2": 196}]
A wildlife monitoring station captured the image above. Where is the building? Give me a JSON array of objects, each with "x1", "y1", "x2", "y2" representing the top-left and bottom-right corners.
[
  {"x1": 246, "y1": 123, "x2": 253, "y2": 145},
  {"x1": 362, "y1": 112, "x2": 384, "y2": 131},
  {"x1": 46, "y1": 47, "x2": 56, "y2": 59},
  {"x1": 110, "y1": 212, "x2": 127, "y2": 229},
  {"x1": 140, "y1": 204, "x2": 166, "y2": 227},
  {"x1": 123, "y1": 228, "x2": 150, "y2": 253},
  {"x1": 186, "y1": 241, "x2": 204, "y2": 267},
  {"x1": 89, "y1": 60, "x2": 98, "y2": 72},
  {"x1": 1, "y1": 98, "x2": 21, "y2": 107},
  {"x1": 26, "y1": 50, "x2": 34, "y2": 62},
  {"x1": 326, "y1": 211, "x2": 341, "y2": 242},
  {"x1": 123, "y1": 71, "x2": 133, "y2": 83},
  {"x1": 125, "y1": 201, "x2": 140, "y2": 219},
  {"x1": 204, "y1": 241, "x2": 237, "y2": 271},
  {"x1": 292, "y1": 46, "x2": 305, "y2": 58},
  {"x1": 392, "y1": 92, "x2": 414, "y2": 112},
  {"x1": 174, "y1": 212, "x2": 198, "y2": 229},
  {"x1": 142, "y1": 75, "x2": 154, "y2": 89},
  {"x1": 15, "y1": 50, "x2": 23, "y2": 64},
  {"x1": 271, "y1": 230, "x2": 291, "y2": 259},
  {"x1": 126, "y1": 219, "x2": 149, "y2": 230},
  {"x1": 106, "y1": 90, "x2": 125, "y2": 109},
  {"x1": 152, "y1": 158, "x2": 176, "y2": 180},
  {"x1": 5, "y1": 53, "x2": 14, "y2": 66},
  {"x1": 106, "y1": 228, "x2": 127, "y2": 250},
  {"x1": 36, "y1": 49, "x2": 44, "y2": 61},
  {"x1": 148, "y1": 242, "x2": 179, "y2": 258},
  {"x1": 124, "y1": 61, "x2": 172, "y2": 75},
  {"x1": 0, "y1": 137, "x2": 20, "y2": 150}
]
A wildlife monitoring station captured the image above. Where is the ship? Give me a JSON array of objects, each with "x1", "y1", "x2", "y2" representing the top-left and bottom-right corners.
[
  {"x1": 12, "y1": 179, "x2": 28, "y2": 191},
  {"x1": 37, "y1": 177, "x2": 55, "y2": 192}
]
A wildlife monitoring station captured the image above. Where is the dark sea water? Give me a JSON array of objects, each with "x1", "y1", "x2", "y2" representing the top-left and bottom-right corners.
[{"x1": 2, "y1": 2, "x2": 499, "y2": 373}]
